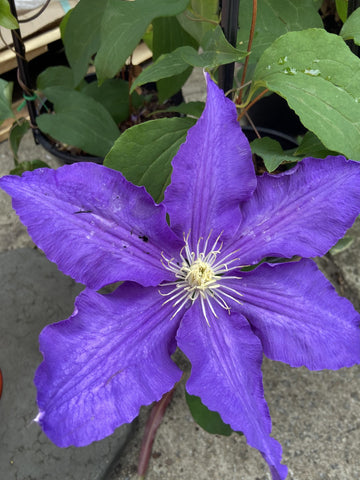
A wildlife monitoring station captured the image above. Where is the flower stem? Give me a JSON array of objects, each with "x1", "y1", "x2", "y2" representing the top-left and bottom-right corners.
[
  {"x1": 137, "y1": 382, "x2": 178, "y2": 478},
  {"x1": 237, "y1": 88, "x2": 269, "y2": 121},
  {"x1": 236, "y1": 0, "x2": 258, "y2": 105}
]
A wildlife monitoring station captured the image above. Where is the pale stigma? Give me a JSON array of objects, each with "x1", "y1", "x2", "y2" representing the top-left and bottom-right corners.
[{"x1": 160, "y1": 233, "x2": 244, "y2": 325}]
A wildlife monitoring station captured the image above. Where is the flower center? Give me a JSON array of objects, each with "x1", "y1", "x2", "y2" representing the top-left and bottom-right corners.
[
  {"x1": 186, "y1": 260, "x2": 214, "y2": 288},
  {"x1": 160, "y1": 233, "x2": 244, "y2": 325}
]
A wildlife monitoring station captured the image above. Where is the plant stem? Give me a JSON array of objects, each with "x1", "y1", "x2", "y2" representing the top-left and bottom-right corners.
[
  {"x1": 218, "y1": 0, "x2": 241, "y2": 97},
  {"x1": 137, "y1": 385, "x2": 177, "y2": 478},
  {"x1": 237, "y1": 88, "x2": 269, "y2": 121},
  {"x1": 236, "y1": 0, "x2": 257, "y2": 104}
]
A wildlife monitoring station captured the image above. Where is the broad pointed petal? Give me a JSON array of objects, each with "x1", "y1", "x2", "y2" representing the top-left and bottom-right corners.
[
  {"x1": 232, "y1": 260, "x2": 360, "y2": 369},
  {"x1": 164, "y1": 74, "x2": 256, "y2": 250},
  {"x1": 233, "y1": 156, "x2": 360, "y2": 265},
  {"x1": 34, "y1": 283, "x2": 182, "y2": 447},
  {"x1": 177, "y1": 303, "x2": 287, "y2": 480},
  {"x1": 0, "y1": 164, "x2": 183, "y2": 289}
]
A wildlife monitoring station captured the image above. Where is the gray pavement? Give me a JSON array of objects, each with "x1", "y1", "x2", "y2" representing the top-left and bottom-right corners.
[{"x1": 0, "y1": 69, "x2": 359, "y2": 480}]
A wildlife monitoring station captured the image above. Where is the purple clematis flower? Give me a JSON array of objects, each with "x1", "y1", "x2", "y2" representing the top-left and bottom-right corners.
[{"x1": 1, "y1": 74, "x2": 360, "y2": 480}]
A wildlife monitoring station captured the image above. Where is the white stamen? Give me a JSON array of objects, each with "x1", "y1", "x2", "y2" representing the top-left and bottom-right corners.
[{"x1": 160, "y1": 232, "x2": 244, "y2": 325}]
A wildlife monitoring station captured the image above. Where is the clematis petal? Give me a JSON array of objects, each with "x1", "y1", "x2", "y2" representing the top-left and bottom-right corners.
[
  {"x1": 0, "y1": 164, "x2": 183, "y2": 289},
  {"x1": 231, "y1": 259, "x2": 360, "y2": 369},
  {"x1": 177, "y1": 302, "x2": 287, "y2": 480},
  {"x1": 164, "y1": 73, "x2": 256, "y2": 250},
  {"x1": 232, "y1": 156, "x2": 360, "y2": 265},
  {"x1": 34, "y1": 283, "x2": 182, "y2": 447}
]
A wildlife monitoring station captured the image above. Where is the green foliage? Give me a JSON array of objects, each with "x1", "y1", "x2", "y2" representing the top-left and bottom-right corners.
[
  {"x1": 177, "y1": 0, "x2": 219, "y2": 45},
  {"x1": 165, "y1": 101, "x2": 205, "y2": 118},
  {"x1": 340, "y1": 7, "x2": 360, "y2": 45},
  {"x1": 295, "y1": 131, "x2": 338, "y2": 159},
  {"x1": 37, "y1": 66, "x2": 75, "y2": 90},
  {"x1": 185, "y1": 392, "x2": 233, "y2": 436},
  {"x1": 0, "y1": 0, "x2": 18, "y2": 29},
  {"x1": 95, "y1": 0, "x2": 189, "y2": 82},
  {"x1": 336, "y1": 0, "x2": 348, "y2": 23},
  {"x1": 250, "y1": 137, "x2": 296, "y2": 172},
  {"x1": 9, "y1": 118, "x2": 30, "y2": 164},
  {"x1": 10, "y1": 159, "x2": 50, "y2": 176},
  {"x1": 63, "y1": 0, "x2": 108, "y2": 86},
  {"x1": 104, "y1": 117, "x2": 195, "y2": 203},
  {"x1": 80, "y1": 78, "x2": 131, "y2": 124},
  {"x1": 8, "y1": 119, "x2": 50, "y2": 174},
  {"x1": 152, "y1": 16, "x2": 198, "y2": 101},
  {"x1": 251, "y1": 29, "x2": 360, "y2": 160},
  {"x1": 238, "y1": 0, "x2": 322, "y2": 65},
  {"x1": 37, "y1": 87, "x2": 120, "y2": 158},
  {"x1": 330, "y1": 236, "x2": 354, "y2": 255},
  {"x1": 59, "y1": 7, "x2": 72, "y2": 40},
  {"x1": 0, "y1": 78, "x2": 14, "y2": 124},
  {"x1": 5, "y1": 0, "x2": 358, "y2": 167},
  {"x1": 130, "y1": 27, "x2": 246, "y2": 92}
]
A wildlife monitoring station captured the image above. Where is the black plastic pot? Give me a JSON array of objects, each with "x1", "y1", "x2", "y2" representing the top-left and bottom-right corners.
[{"x1": 246, "y1": 94, "x2": 306, "y2": 138}]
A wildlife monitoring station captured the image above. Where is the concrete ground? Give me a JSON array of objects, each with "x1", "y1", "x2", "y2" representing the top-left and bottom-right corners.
[{"x1": 0, "y1": 69, "x2": 359, "y2": 480}]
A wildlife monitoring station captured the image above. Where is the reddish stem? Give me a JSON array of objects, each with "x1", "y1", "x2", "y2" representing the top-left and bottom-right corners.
[
  {"x1": 244, "y1": 111, "x2": 261, "y2": 139},
  {"x1": 137, "y1": 385, "x2": 177, "y2": 478},
  {"x1": 237, "y1": 88, "x2": 269, "y2": 121},
  {"x1": 236, "y1": 0, "x2": 258, "y2": 105}
]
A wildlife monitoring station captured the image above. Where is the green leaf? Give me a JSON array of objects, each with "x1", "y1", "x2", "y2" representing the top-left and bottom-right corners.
[
  {"x1": 252, "y1": 29, "x2": 360, "y2": 160},
  {"x1": 10, "y1": 159, "x2": 50, "y2": 176},
  {"x1": 202, "y1": 25, "x2": 240, "y2": 54},
  {"x1": 0, "y1": 78, "x2": 14, "y2": 123},
  {"x1": 177, "y1": 0, "x2": 219, "y2": 45},
  {"x1": 185, "y1": 393, "x2": 233, "y2": 436},
  {"x1": 95, "y1": 0, "x2": 189, "y2": 82},
  {"x1": 340, "y1": 7, "x2": 360, "y2": 45},
  {"x1": 131, "y1": 28, "x2": 246, "y2": 93},
  {"x1": 250, "y1": 137, "x2": 296, "y2": 172},
  {"x1": 37, "y1": 66, "x2": 75, "y2": 90},
  {"x1": 336, "y1": 0, "x2": 348, "y2": 23},
  {"x1": 63, "y1": 0, "x2": 109, "y2": 85},
  {"x1": 153, "y1": 16, "x2": 198, "y2": 101},
  {"x1": 330, "y1": 236, "x2": 354, "y2": 255},
  {"x1": 295, "y1": 131, "x2": 338, "y2": 158},
  {"x1": 165, "y1": 101, "x2": 205, "y2": 118},
  {"x1": 0, "y1": 0, "x2": 18, "y2": 29},
  {"x1": 104, "y1": 117, "x2": 195, "y2": 203},
  {"x1": 130, "y1": 47, "x2": 193, "y2": 92},
  {"x1": 142, "y1": 24, "x2": 153, "y2": 51},
  {"x1": 37, "y1": 87, "x2": 120, "y2": 158},
  {"x1": 81, "y1": 78, "x2": 130, "y2": 124},
  {"x1": 9, "y1": 118, "x2": 30, "y2": 163},
  {"x1": 238, "y1": 0, "x2": 322, "y2": 65},
  {"x1": 59, "y1": 7, "x2": 72, "y2": 40}
]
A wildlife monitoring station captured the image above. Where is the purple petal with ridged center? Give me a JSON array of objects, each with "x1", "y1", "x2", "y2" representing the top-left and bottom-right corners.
[
  {"x1": 164, "y1": 73, "x2": 256, "y2": 250},
  {"x1": 230, "y1": 156, "x2": 360, "y2": 265},
  {"x1": 34, "y1": 283, "x2": 182, "y2": 447},
  {"x1": 0, "y1": 164, "x2": 183, "y2": 289},
  {"x1": 177, "y1": 302, "x2": 287, "y2": 480},
  {"x1": 230, "y1": 259, "x2": 360, "y2": 369}
]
